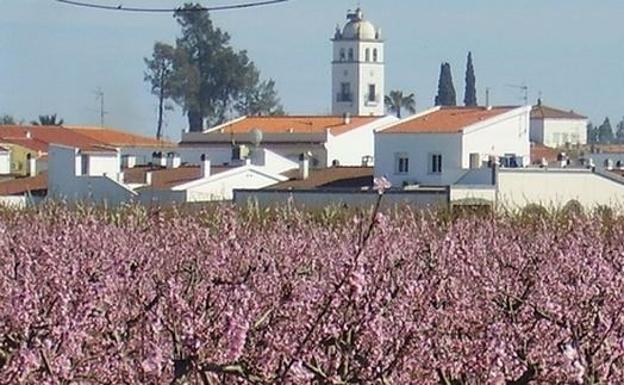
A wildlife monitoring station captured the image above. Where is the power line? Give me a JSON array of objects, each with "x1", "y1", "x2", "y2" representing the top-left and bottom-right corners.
[{"x1": 54, "y1": 0, "x2": 291, "y2": 13}]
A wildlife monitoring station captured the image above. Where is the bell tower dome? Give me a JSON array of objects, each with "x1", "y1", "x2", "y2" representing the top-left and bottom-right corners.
[{"x1": 331, "y1": 8, "x2": 385, "y2": 116}]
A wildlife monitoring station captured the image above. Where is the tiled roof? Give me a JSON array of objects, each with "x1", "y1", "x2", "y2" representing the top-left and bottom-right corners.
[
  {"x1": 66, "y1": 126, "x2": 175, "y2": 148},
  {"x1": 380, "y1": 107, "x2": 516, "y2": 134},
  {"x1": 124, "y1": 165, "x2": 232, "y2": 189},
  {"x1": 270, "y1": 167, "x2": 373, "y2": 190},
  {"x1": 207, "y1": 116, "x2": 378, "y2": 136},
  {"x1": 530, "y1": 144, "x2": 560, "y2": 164},
  {"x1": 531, "y1": 105, "x2": 587, "y2": 120},
  {"x1": 0, "y1": 137, "x2": 49, "y2": 153},
  {"x1": 0, "y1": 125, "x2": 115, "y2": 152},
  {"x1": 0, "y1": 173, "x2": 47, "y2": 196}
]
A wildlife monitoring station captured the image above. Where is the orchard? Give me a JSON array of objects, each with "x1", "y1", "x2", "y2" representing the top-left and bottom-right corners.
[{"x1": 0, "y1": 200, "x2": 623, "y2": 384}]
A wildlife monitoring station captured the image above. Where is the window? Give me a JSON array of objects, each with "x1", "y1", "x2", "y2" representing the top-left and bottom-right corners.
[
  {"x1": 339, "y1": 48, "x2": 346, "y2": 61},
  {"x1": 338, "y1": 82, "x2": 352, "y2": 102},
  {"x1": 373, "y1": 48, "x2": 378, "y2": 62},
  {"x1": 395, "y1": 153, "x2": 409, "y2": 174},
  {"x1": 368, "y1": 84, "x2": 376, "y2": 102},
  {"x1": 348, "y1": 48, "x2": 354, "y2": 61},
  {"x1": 430, "y1": 154, "x2": 442, "y2": 174},
  {"x1": 365, "y1": 48, "x2": 370, "y2": 62}
]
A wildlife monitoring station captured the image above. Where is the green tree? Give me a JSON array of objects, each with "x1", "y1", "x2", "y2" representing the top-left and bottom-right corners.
[
  {"x1": 31, "y1": 114, "x2": 63, "y2": 126},
  {"x1": 616, "y1": 117, "x2": 624, "y2": 143},
  {"x1": 146, "y1": 3, "x2": 283, "y2": 132},
  {"x1": 586, "y1": 122, "x2": 598, "y2": 144},
  {"x1": 0, "y1": 115, "x2": 16, "y2": 125},
  {"x1": 144, "y1": 42, "x2": 177, "y2": 140},
  {"x1": 434, "y1": 62, "x2": 456, "y2": 106},
  {"x1": 384, "y1": 90, "x2": 416, "y2": 118},
  {"x1": 463, "y1": 52, "x2": 477, "y2": 106},
  {"x1": 598, "y1": 117, "x2": 614, "y2": 143}
]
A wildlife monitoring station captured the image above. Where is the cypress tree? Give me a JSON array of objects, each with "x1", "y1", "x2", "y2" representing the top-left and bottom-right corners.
[
  {"x1": 598, "y1": 117, "x2": 614, "y2": 143},
  {"x1": 434, "y1": 62, "x2": 457, "y2": 106},
  {"x1": 464, "y1": 52, "x2": 477, "y2": 106}
]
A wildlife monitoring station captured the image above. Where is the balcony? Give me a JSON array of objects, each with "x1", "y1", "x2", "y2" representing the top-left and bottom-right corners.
[{"x1": 336, "y1": 93, "x2": 353, "y2": 102}]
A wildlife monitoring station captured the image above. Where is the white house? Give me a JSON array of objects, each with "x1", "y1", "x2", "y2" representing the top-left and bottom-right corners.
[
  {"x1": 0, "y1": 146, "x2": 10, "y2": 175},
  {"x1": 375, "y1": 106, "x2": 531, "y2": 186},
  {"x1": 180, "y1": 115, "x2": 397, "y2": 168},
  {"x1": 530, "y1": 102, "x2": 588, "y2": 147},
  {"x1": 331, "y1": 8, "x2": 385, "y2": 117}
]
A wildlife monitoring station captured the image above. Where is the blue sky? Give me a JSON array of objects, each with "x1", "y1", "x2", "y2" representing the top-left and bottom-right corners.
[{"x1": 1, "y1": 0, "x2": 623, "y2": 139}]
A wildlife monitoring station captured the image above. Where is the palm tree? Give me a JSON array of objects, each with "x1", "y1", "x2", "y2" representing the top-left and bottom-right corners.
[
  {"x1": 384, "y1": 90, "x2": 416, "y2": 118},
  {"x1": 31, "y1": 114, "x2": 64, "y2": 126}
]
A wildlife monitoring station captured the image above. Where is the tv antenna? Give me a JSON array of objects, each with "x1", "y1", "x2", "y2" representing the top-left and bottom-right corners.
[
  {"x1": 506, "y1": 84, "x2": 529, "y2": 105},
  {"x1": 94, "y1": 87, "x2": 108, "y2": 127}
]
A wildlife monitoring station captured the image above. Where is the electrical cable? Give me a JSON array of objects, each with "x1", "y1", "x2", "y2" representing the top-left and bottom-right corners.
[{"x1": 54, "y1": 0, "x2": 291, "y2": 13}]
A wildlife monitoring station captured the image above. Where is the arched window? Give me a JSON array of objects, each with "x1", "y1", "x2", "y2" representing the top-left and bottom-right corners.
[
  {"x1": 348, "y1": 48, "x2": 354, "y2": 61},
  {"x1": 365, "y1": 48, "x2": 370, "y2": 62},
  {"x1": 373, "y1": 48, "x2": 378, "y2": 62},
  {"x1": 339, "y1": 48, "x2": 346, "y2": 61}
]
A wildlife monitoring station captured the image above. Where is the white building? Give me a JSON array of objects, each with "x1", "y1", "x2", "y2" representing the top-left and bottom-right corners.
[
  {"x1": 0, "y1": 146, "x2": 10, "y2": 175},
  {"x1": 180, "y1": 115, "x2": 397, "y2": 168},
  {"x1": 530, "y1": 102, "x2": 588, "y2": 148},
  {"x1": 332, "y1": 8, "x2": 385, "y2": 117},
  {"x1": 375, "y1": 106, "x2": 531, "y2": 186}
]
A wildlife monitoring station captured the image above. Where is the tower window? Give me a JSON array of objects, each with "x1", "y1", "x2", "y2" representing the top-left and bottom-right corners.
[
  {"x1": 348, "y1": 48, "x2": 354, "y2": 61},
  {"x1": 373, "y1": 48, "x2": 378, "y2": 62},
  {"x1": 339, "y1": 48, "x2": 346, "y2": 61},
  {"x1": 368, "y1": 84, "x2": 376, "y2": 102},
  {"x1": 338, "y1": 82, "x2": 352, "y2": 102},
  {"x1": 365, "y1": 48, "x2": 370, "y2": 62}
]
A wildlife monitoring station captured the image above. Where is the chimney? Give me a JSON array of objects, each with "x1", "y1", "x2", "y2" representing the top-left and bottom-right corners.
[
  {"x1": 26, "y1": 153, "x2": 36, "y2": 177},
  {"x1": 343, "y1": 112, "x2": 351, "y2": 125},
  {"x1": 165, "y1": 152, "x2": 180, "y2": 168},
  {"x1": 145, "y1": 171, "x2": 153, "y2": 185},
  {"x1": 26, "y1": 131, "x2": 32, "y2": 139},
  {"x1": 152, "y1": 151, "x2": 166, "y2": 167},
  {"x1": 299, "y1": 153, "x2": 310, "y2": 180},
  {"x1": 122, "y1": 155, "x2": 136, "y2": 169},
  {"x1": 200, "y1": 154, "x2": 211, "y2": 178}
]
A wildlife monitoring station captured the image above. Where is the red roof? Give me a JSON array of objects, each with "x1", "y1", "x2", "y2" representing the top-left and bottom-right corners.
[
  {"x1": 208, "y1": 116, "x2": 378, "y2": 136},
  {"x1": 530, "y1": 144, "x2": 560, "y2": 164},
  {"x1": 124, "y1": 165, "x2": 233, "y2": 189},
  {"x1": 66, "y1": 126, "x2": 175, "y2": 148},
  {"x1": 531, "y1": 104, "x2": 587, "y2": 120},
  {"x1": 271, "y1": 167, "x2": 374, "y2": 190},
  {"x1": 0, "y1": 173, "x2": 47, "y2": 196},
  {"x1": 0, "y1": 137, "x2": 50, "y2": 153},
  {"x1": 380, "y1": 106, "x2": 516, "y2": 134}
]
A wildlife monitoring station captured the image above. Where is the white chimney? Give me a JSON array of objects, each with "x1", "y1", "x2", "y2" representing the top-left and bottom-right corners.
[
  {"x1": 172, "y1": 153, "x2": 181, "y2": 168},
  {"x1": 122, "y1": 155, "x2": 136, "y2": 169},
  {"x1": 166, "y1": 152, "x2": 175, "y2": 168},
  {"x1": 26, "y1": 131, "x2": 32, "y2": 139},
  {"x1": 145, "y1": 171, "x2": 153, "y2": 185},
  {"x1": 152, "y1": 151, "x2": 166, "y2": 167},
  {"x1": 299, "y1": 154, "x2": 310, "y2": 180},
  {"x1": 343, "y1": 112, "x2": 351, "y2": 124},
  {"x1": 200, "y1": 154, "x2": 211, "y2": 178},
  {"x1": 27, "y1": 154, "x2": 36, "y2": 177}
]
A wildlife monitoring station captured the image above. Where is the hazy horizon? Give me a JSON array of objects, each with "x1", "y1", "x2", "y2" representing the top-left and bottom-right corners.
[{"x1": 1, "y1": 0, "x2": 622, "y2": 140}]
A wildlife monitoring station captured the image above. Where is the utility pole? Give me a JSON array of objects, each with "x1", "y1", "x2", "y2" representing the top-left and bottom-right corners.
[{"x1": 94, "y1": 87, "x2": 108, "y2": 127}]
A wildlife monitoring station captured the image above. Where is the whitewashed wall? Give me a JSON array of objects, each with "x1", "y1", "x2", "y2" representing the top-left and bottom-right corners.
[
  {"x1": 327, "y1": 116, "x2": 397, "y2": 166},
  {"x1": 0, "y1": 152, "x2": 10, "y2": 174},
  {"x1": 530, "y1": 118, "x2": 588, "y2": 147},
  {"x1": 497, "y1": 168, "x2": 624, "y2": 210},
  {"x1": 374, "y1": 132, "x2": 463, "y2": 186},
  {"x1": 462, "y1": 108, "x2": 531, "y2": 167}
]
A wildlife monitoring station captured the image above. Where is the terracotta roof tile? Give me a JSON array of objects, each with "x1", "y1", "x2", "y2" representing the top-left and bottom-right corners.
[
  {"x1": 0, "y1": 125, "x2": 115, "y2": 152},
  {"x1": 531, "y1": 105, "x2": 587, "y2": 120},
  {"x1": 380, "y1": 106, "x2": 516, "y2": 134},
  {"x1": 271, "y1": 167, "x2": 373, "y2": 190},
  {"x1": 124, "y1": 165, "x2": 233, "y2": 189},
  {"x1": 0, "y1": 173, "x2": 47, "y2": 196},
  {"x1": 0, "y1": 137, "x2": 49, "y2": 153},
  {"x1": 530, "y1": 144, "x2": 560, "y2": 164},
  {"x1": 207, "y1": 116, "x2": 378, "y2": 136},
  {"x1": 66, "y1": 126, "x2": 175, "y2": 148}
]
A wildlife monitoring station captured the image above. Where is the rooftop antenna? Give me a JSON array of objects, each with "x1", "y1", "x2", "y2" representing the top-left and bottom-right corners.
[
  {"x1": 94, "y1": 87, "x2": 108, "y2": 127},
  {"x1": 506, "y1": 83, "x2": 529, "y2": 106}
]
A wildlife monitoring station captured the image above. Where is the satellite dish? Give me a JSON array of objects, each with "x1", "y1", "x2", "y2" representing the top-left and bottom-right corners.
[{"x1": 250, "y1": 128, "x2": 263, "y2": 147}]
